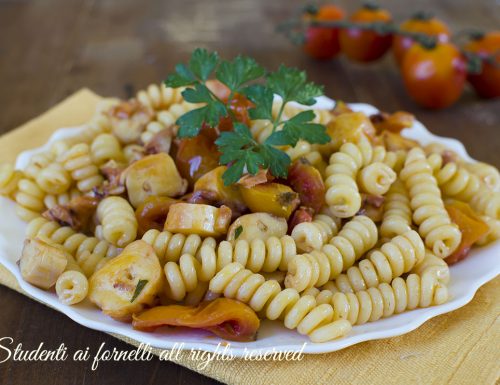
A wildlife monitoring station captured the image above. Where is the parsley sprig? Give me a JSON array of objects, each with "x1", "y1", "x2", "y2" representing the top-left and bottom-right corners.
[{"x1": 165, "y1": 49, "x2": 330, "y2": 185}]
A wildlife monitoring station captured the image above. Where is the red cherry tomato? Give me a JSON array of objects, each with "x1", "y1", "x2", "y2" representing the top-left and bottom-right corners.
[
  {"x1": 401, "y1": 42, "x2": 467, "y2": 109},
  {"x1": 464, "y1": 31, "x2": 500, "y2": 99},
  {"x1": 393, "y1": 13, "x2": 450, "y2": 66},
  {"x1": 303, "y1": 4, "x2": 345, "y2": 60},
  {"x1": 339, "y1": 5, "x2": 392, "y2": 62}
]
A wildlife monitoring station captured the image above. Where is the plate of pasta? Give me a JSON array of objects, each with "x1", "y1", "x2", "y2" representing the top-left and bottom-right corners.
[{"x1": 0, "y1": 50, "x2": 499, "y2": 355}]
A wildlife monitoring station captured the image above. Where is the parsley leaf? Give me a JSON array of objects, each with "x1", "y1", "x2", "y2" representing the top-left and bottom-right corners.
[
  {"x1": 216, "y1": 55, "x2": 265, "y2": 92},
  {"x1": 266, "y1": 110, "x2": 330, "y2": 147},
  {"x1": 267, "y1": 64, "x2": 323, "y2": 105},
  {"x1": 260, "y1": 144, "x2": 291, "y2": 178},
  {"x1": 189, "y1": 48, "x2": 219, "y2": 81},
  {"x1": 131, "y1": 280, "x2": 148, "y2": 303},
  {"x1": 242, "y1": 84, "x2": 274, "y2": 120},
  {"x1": 165, "y1": 49, "x2": 218, "y2": 87},
  {"x1": 164, "y1": 63, "x2": 197, "y2": 87},
  {"x1": 216, "y1": 123, "x2": 267, "y2": 185}
]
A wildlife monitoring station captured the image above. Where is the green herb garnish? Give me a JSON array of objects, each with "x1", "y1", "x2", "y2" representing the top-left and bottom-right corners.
[
  {"x1": 131, "y1": 279, "x2": 148, "y2": 303},
  {"x1": 165, "y1": 49, "x2": 330, "y2": 185},
  {"x1": 234, "y1": 225, "x2": 244, "y2": 239}
]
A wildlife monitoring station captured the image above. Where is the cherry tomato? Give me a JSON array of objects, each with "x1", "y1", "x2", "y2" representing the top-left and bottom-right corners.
[
  {"x1": 303, "y1": 4, "x2": 345, "y2": 60},
  {"x1": 464, "y1": 31, "x2": 500, "y2": 99},
  {"x1": 175, "y1": 126, "x2": 220, "y2": 186},
  {"x1": 218, "y1": 93, "x2": 254, "y2": 132},
  {"x1": 339, "y1": 4, "x2": 392, "y2": 62},
  {"x1": 401, "y1": 42, "x2": 467, "y2": 109},
  {"x1": 393, "y1": 12, "x2": 450, "y2": 66}
]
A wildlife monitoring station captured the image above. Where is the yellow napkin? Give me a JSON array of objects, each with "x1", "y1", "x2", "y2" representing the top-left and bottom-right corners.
[{"x1": 0, "y1": 90, "x2": 498, "y2": 385}]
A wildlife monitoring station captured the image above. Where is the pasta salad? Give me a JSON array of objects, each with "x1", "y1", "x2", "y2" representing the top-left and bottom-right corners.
[{"x1": 2, "y1": 49, "x2": 499, "y2": 343}]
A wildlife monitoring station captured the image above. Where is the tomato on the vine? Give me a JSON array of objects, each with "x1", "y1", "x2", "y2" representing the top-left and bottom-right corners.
[
  {"x1": 464, "y1": 31, "x2": 500, "y2": 99},
  {"x1": 303, "y1": 4, "x2": 345, "y2": 60},
  {"x1": 393, "y1": 12, "x2": 450, "y2": 66},
  {"x1": 401, "y1": 42, "x2": 467, "y2": 109},
  {"x1": 339, "y1": 4, "x2": 392, "y2": 62}
]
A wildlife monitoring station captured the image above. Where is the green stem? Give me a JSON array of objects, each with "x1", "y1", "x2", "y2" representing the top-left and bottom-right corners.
[{"x1": 272, "y1": 100, "x2": 287, "y2": 133}]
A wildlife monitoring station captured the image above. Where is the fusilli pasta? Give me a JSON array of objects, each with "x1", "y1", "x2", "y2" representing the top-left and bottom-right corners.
[
  {"x1": 59, "y1": 143, "x2": 103, "y2": 192},
  {"x1": 400, "y1": 147, "x2": 462, "y2": 258},
  {"x1": 379, "y1": 179, "x2": 412, "y2": 239},
  {"x1": 331, "y1": 230, "x2": 425, "y2": 293},
  {"x1": 285, "y1": 215, "x2": 378, "y2": 291},
  {"x1": 209, "y1": 262, "x2": 352, "y2": 342},
  {"x1": 15, "y1": 179, "x2": 45, "y2": 221},
  {"x1": 97, "y1": 196, "x2": 138, "y2": 247},
  {"x1": 291, "y1": 213, "x2": 341, "y2": 252},
  {"x1": 136, "y1": 84, "x2": 184, "y2": 111},
  {"x1": 90, "y1": 133, "x2": 125, "y2": 165},
  {"x1": 312, "y1": 272, "x2": 448, "y2": 325},
  {"x1": 0, "y1": 163, "x2": 23, "y2": 199},
  {"x1": 26, "y1": 217, "x2": 119, "y2": 276}
]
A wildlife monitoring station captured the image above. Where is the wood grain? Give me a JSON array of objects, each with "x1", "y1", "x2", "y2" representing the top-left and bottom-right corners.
[{"x1": 0, "y1": 0, "x2": 498, "y2": 384}]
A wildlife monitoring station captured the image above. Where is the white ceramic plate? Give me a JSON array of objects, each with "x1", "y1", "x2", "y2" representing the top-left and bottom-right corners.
[{"x1": 1, "y1": 98, "x2": 499, "y2": 356}]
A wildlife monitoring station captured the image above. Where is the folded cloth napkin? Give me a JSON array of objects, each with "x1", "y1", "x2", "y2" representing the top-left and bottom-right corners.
[{"x1": 0, "y1": 89, "x2": 498, "y2": 385}]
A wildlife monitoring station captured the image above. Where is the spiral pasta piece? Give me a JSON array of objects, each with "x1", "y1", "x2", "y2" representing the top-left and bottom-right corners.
[
  {"x1": 136, "y1": 84, "x2": 184, "y2": 111},
  {"x1": 433, "y1": 158, "x2": 482, "y2": 201},
  {"x1": 324, "y1": 136, "x2": 373, "y2": 217},
  {"x1": 410, "y1": 251, "x2": 450, "y2": 285},
  {"x1": 209, "y1": 263, "x2": 352, "y2": 342},
  {"x1": 400, "y1": 147, "x2": 461, "y2": 258},
  {"x1": 35, "y1": 162, "x2": 72, "y2": 194},
  {"x1": 332, "y1": 230, "x2": 425, "y2": 293},
  {"x1": 140, "y1": 119, "x2": 172, "y2": 145},
  {"x1": 56, "y1": 270, "x2": 89, "y2": 305},
  {"x1": 476, "y1": 216, "x2": 500, "y2": 246},
  {"x1": 142, "y1": 229, "x2": 215, "y2": 265},
  {"x1": 380, "y1": 179, "x2": 412, "y2": 239},
  {"x1": 216, "y1": 236, "x2": 297, "y2": 273},
  {"x1": 123, "y1": 144, "x2": 145, "y2": 164},
  {"x1": 90, "y1": 133, "x2": 125, "y2": 165},
  {"x1": 59, "y1": 143, "x2": 103, "y2": 192},
  {"x1": 97, "y1": 196, "x2": 137, "y2": 247},
  {"x1": 469, "y1": 189, "x2": 500, "y2": 220},
  {"x1": 281, "y1": 104, "x2": 333, "y2": 125},
  {"x1": 152, "y1": 101, "x2": 200, "y2": 135},
  {"x1": 357, "y1": 162, "x2": 396, "y2": 195},
  {"x1": 291, "y1": 214, "x2": 341, "y2": 252},
  {"x1": 285, "y1": 141, "x2": 327, "y2": 175},
  {"x1": 249, "y1": 119, "x2": 274, "y2": 144},
  {"x1": 285, "y1": 216, "x2": 378, "y2": 291},
  {"x1": 0, "y1": 163, "x2": 23, "y2": 199},
  {"x1": 26, "y1": 217, "x2": 119, "y2": 276},
  {"x1": 159, "y1": 235, "x2": 297, "y2": 301},
  {"x1": 44, "y1": 188, "x2": 81, "y2": 209},
  {"x1": 24, "y1": 152, "x2": 54, "y2": 180},
  {"x1": 464, "y1": 161, "x2": 500, "y2": 192},
  {"x1": 311, "y1": 272, "x2": 448, "y2": 325},
  {"x1": 15, "y1": 179, "x2": 46, "y2": 221}
]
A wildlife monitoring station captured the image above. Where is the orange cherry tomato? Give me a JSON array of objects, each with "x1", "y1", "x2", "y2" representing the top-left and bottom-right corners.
[
  {"x1": 218, "y1": 93, "x2": 254, "y2": 132},
  {"x1": 401, "y1": 42, "x2": 467, "y2": 109},
  {"x1": 303, "y1": 4, "x2": 345, "y2": 60},
  {"x1": 393, "y1": 13, "x2": 450, "y2": 66},
  {"x1": 175, "y1": 126, "x2": 220, "y2": 186},
  {"x1": 464, "y1": 31, "x2": 500, "y2": 99},
  {"x1": 445, "y1": 201, "x2": 489, "y2": 265},
  {"x1": 133, "y1": 298, "x2": 260, "y2": 342},
  {"x1": 339, "y1": 4, "x2": 392, "y2": 62}
]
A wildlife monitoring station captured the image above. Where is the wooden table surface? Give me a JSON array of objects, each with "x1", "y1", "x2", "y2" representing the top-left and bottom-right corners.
[{"x1": 0, "y1": 0, "x2": 498, "y2": 384}]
